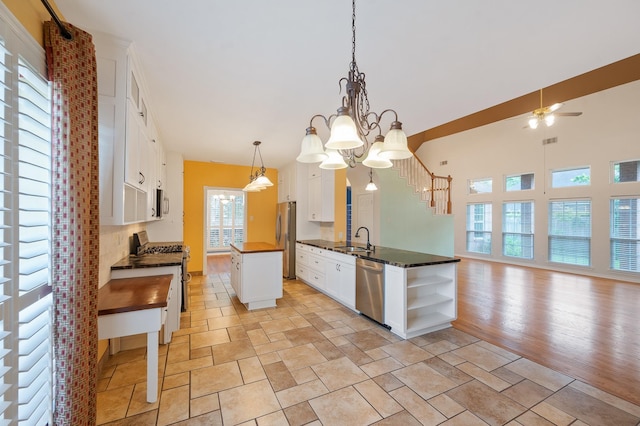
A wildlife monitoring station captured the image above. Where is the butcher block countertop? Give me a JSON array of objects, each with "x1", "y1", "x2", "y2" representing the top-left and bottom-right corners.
[
  {"x1": 98, "y1": 274, "x2": 173, "y2": 316},
  {"x1": 231, "y1": 242, "x2": 283, "y2": 253}
]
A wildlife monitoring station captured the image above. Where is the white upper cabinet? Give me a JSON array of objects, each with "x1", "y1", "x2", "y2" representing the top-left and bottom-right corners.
[
  {"x1": 277, "y1": 162, "x2": 298, "y2": 203},
  {"x1": 308, "y1": 169, "x2": 334, "y2": 222},
  {"x1": 95, "y1": 32, "x2": 165, "y2": 224}
]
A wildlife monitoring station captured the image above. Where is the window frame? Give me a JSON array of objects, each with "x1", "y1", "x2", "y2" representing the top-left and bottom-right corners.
[
  {"x1": 550, "y1": 166, "x2": 591, "y2": 188},
  {"x1": 467, "y1": 177, "x2": 493, "y2": 195},
  {"x1": 502, "y1": 201, "x2": 535, "y2": 259},
  {"x1": 548, "y1": 199, "x2": 592, "y2": 267},
  {"x1": 610, "y1": 197, "x2": 640, "y2": 273},
  {"x1": 466, "y1": 202, "x2": 492, "y2": 254},
  {"x1": 0, "y1": 4, "x2": 53, "y2": 424},
  {"x1": 611, "y1": 159, "x2": 640, "y2": 184},
  {"x1": 505, "y1": 172, "x2": 535, "y2": 192}
]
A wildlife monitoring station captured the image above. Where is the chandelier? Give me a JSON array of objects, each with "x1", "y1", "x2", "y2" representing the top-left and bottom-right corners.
[
  {"x1": 296, "y1": 0, "x2": 413, "y2": 170},
  {"x1": 243, "y1": 141, "x2": 273, "y2": 192}
]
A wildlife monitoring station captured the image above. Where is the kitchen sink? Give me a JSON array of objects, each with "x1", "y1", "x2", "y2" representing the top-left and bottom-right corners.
[{"x1": 336, "y1": 245, "x2": 369, "y2": 252}]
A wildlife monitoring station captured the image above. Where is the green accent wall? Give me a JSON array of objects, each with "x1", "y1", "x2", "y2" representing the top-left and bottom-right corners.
[{"x1": 378, "y1": 167, "x2": 454, "y2": 257}]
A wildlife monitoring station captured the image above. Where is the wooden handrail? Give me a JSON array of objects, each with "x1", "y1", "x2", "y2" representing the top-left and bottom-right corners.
[{"x1": 411, "y1": 153, "x2": 453, "y2": 214}]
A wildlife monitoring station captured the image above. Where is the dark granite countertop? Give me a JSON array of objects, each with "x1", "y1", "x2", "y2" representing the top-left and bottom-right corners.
[
  {"x1": 297, "y1": 239, "x2": 460, "y2": 268},
  {"x1": 111, "y1": 253, "x2": 183, "y2": 270}
]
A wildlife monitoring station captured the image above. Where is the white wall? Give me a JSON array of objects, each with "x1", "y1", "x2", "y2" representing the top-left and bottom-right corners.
[{"x1": 416, "y1": 80, "x2": 640, "y2": 282}]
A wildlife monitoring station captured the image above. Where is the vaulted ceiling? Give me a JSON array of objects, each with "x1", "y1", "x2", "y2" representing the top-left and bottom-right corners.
[{"x1": 55, "y1": 0, "x2": 640, "y2": 168}]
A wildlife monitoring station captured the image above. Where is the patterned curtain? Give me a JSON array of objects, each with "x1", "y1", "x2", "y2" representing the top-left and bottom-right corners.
[{"x1": 44, "y1": 21, "x2": 99, "y2": 425}]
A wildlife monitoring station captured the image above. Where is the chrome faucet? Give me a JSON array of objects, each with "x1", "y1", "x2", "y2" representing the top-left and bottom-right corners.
[{"x1": 355, "y1": 226, "x2": 373, "y2": 251}]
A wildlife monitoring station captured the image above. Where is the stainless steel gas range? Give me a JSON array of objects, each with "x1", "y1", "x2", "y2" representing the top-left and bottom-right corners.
[{"x1": 133, "y1": 231, "x2": 191, "y2": 310}]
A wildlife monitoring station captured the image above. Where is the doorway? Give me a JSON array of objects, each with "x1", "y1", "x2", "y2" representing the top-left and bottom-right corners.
[{"x1": 205, "y1": 188, "x2": 245, "y2": 254}]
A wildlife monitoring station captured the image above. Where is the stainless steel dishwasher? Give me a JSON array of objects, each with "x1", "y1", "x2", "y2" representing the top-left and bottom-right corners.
[{"x1": 355, "y1": 258, "x2": 385, "y2": 325}]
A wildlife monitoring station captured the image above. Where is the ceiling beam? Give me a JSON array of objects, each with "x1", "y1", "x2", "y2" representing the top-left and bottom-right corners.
[{"x1": 408, "y1": 53, "x2": 640, "y2": 152}]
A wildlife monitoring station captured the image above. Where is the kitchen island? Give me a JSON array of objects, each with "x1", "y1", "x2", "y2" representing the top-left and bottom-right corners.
[
  {"x1": 230, "y1": 242, "x2": 283, "y2": 310},
  {"x1": 297, "y1": 240, "x2": 460, "y2": 339}
]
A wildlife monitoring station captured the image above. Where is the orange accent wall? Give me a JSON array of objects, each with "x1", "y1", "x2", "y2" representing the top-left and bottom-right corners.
[
  {"x1": 183, "y1": 161, "x2": 278, "y2": 273},
  {"x1": 3, "y1": 0, "x2": 64, "y2": 46}
]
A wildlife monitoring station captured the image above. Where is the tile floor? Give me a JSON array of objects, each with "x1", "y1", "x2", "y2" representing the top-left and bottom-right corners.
[{"x1": 97, "y1": 274, "x2": 640, "y2": 425}]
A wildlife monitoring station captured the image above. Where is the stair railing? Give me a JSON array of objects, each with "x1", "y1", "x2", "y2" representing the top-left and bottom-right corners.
[{"x1": 393, "y1": 155, "x2": 452, "y2": 215}]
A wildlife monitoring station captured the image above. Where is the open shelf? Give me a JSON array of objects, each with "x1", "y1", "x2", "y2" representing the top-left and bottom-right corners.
[
  {"x1": 407, "y1": 312, "x2": 455, "y2": 333},
  {"x1": 407, "y1": 275, "x2": 452, "y2": 289},
  {"x1": 407, "y1": 293, "x2": 452, "y2": 310}
]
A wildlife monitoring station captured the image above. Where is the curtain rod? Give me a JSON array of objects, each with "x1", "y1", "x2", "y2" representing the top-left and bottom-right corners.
[{"x1": 41, "y1": 0, "x2": 73, "y2": 40}]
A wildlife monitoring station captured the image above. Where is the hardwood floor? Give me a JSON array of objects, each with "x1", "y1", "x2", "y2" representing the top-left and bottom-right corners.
[
  {"x1": 208, "y1": 252, "x2": 640, "y2": 406},
  {"x1": 207, "y1": 253, "x2": 230, "y2": 274},
  {"x1": 454, "y1": 257, "x2": 640, "y2": 407}
]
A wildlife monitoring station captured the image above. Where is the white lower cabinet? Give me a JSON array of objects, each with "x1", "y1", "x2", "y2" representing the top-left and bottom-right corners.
[
  {"x1": 385, "y1": 262, "x2": 457, "y2": 339},
  {"x1": 297, "y1": 243, "x2": 356, "y2": 309},
  {"x1": 230, "y1": 246, "x2": 282, "y2": 310},
  {"x1": 325, "y1": 251, "x2": 356, "y2": 309}
]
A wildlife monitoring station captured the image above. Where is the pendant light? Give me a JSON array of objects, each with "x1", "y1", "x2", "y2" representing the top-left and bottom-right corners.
[
  {"x1": 365, "y1": 169, "x2": 378, "y2": 191},
  {"x1": 242, "y1": 141, "x2": 272, "y2": 192}
]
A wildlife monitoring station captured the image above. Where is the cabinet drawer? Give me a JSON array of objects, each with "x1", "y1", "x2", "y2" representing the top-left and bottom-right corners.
[
  {"x1": 307, "y1": 254, "x2": 324, "y2": 270},
  {"x1": 308, "y1": 246, "x2": 325, "y2": 256},
  {"x1": 296, "y1": 264, "x2": 308, "y2": 281},
  {"x1": 296, "y1": 251, "x2": 308, "y2": 266},
  {"x1": 307, "y1": 270, "x2": 325, "y2": 289}
]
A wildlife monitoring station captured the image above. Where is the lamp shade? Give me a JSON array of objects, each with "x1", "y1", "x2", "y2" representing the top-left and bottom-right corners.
[
  {"x1": 296, "y1": 129, "x2": 328, "y2": 163},
  {"x1": 528, "y1": 117, "x2": 539, "y2": 129},
  {"x1": 242, "y1": 182, "x2": 261, "y2": 192},
  {"x1": 319, "y1": 149, "x2": 348, "y2": 169},
  {"x1": 544, "y1": 113, "x2": 555, "y2": 127},
  {"x1": 379, "y1": 122, "x2": 412, "y2": 160},
  {"x1": 365, "y1": 181, "x2": 378, "y2": 191},
  {"x1": 325, "y1": 108, "x2": 364, "y2": 150},
  {"x1": 254, "y1": 174, "x2": 273, "y2": 187},
  {"x1": 362, "y1": 141, "x2": 393, "y2": 168}
]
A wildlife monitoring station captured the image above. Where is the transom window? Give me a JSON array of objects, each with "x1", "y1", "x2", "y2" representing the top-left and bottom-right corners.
[
  {"x1": 551, "y1": 166, "x2": 591, "y2": 188},
  {"x1": 468, "y1": 178, "x2": 492, "y2": 194},
  {"x1": 505, "y1": 173, "x2": 534, "y2": 191},
  {"x1": 612, "y1": 160, "x2": 640, "y2": 183}
]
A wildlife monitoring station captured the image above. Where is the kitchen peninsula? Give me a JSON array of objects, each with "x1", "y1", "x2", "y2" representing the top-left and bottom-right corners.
[
  {"x1": 230, "y1": 242, "x2": 283, "y2": 310},
  {"x1": 297, "y1": 240, "x2": 460, "y2": 339}
]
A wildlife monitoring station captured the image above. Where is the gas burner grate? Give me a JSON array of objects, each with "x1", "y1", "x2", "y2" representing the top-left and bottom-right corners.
[{"x1": 139, "y1": 244, "x2": 184, "y2": 255}]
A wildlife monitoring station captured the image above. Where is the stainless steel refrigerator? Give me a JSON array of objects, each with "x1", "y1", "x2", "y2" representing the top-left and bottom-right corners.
[{"x1": 276, "y1": 201, "x2": 296, "y2": 279}]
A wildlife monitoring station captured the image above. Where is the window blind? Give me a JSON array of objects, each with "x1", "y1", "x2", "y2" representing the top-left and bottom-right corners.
[
  {"x1": 548, "y1": 199, "x2": 591, "y2": 266},
  {"x1": 610, "y1": 198, "x2": 640, "y2": 272},
  {"x1": 0, "y1": 13, "x2": 52, "y2": 425},
  {"x1": 503, "y1": 201, "x2": 534, "y2": 259},
  {"x1": 466, "y1": 203, "x2": 492, "y2": 254}
]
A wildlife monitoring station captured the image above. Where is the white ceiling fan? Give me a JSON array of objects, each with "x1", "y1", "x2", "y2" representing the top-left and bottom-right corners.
[{"x1": 527, "y1": 89, "x2": 582, "y2": 129}]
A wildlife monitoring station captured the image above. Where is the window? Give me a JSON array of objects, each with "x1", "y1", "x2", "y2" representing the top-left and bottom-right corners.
[
  {"x1": 0, "y1": 13, "x2": 53, "y2": 424},
  {"x1": 548, "y1": 200, "x2": 591, "y2": 266},
  {"x1": 610, "y1": 198, "x2": 640, "y2": 272},
  {"x1": 466, "y1": 203, "x2": 492, "y2": 254},
  {"x1": 551, "y1": 166, "x2": 590, "y2": 188},
  {"x1": 612, "y1": 160, "x2": 640, "y2": 183},
  {"x1": 468, "y1": 178, "x2": 492, "y2": 194},
  {"x1": 206, "y1": 190, "x2": 244, "y2": 251},
  {"x1": 505, "y1": 173, "x2": 534, "y2": 191},
  {"x1": 503, "y1": 202, "x2": 534, "y2": 259}
]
